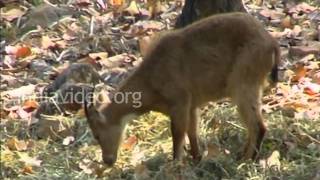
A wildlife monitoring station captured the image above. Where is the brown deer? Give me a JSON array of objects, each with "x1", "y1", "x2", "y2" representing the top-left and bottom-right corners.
[{"x1": 84, "y1": 12, "x2": 280, "y2": 166}]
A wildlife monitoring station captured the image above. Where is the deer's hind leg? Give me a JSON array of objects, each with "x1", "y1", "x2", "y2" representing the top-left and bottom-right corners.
[
  {"x1": 228, "y1": 49, "x2": 269, "y2": 160},
  {"x1": 230, "y1": 82, "x2": 267, "y2": 160},
  {"x1": 187, "y1": 107, "x2": 202, "y2": 162}
]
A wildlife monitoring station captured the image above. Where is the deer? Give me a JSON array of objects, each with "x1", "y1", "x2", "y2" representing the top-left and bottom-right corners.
[{"x1": 84, "y1": 12, "x2": 280, "y2": 166}]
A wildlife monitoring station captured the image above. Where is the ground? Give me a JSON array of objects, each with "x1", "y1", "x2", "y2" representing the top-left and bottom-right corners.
[{"x1": 0, "y1": 0, "x2": 320, "y2": 179}]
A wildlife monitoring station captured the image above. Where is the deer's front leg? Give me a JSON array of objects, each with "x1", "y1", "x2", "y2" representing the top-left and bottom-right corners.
[
  {"x1": 169, "y1": 96, "x2": 191, "y2": 160},
  {"x1": 188, "y1": 107, "x2": 202, "y2": 162}
]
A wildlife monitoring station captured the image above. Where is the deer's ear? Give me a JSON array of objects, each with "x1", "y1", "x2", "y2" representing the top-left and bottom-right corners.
[
  {"x1": 84, "y1": 101, "x2": 106, "y2": 124},
  {"x1": 84, "y1": 88, "x2": 106, "y2": 124}
]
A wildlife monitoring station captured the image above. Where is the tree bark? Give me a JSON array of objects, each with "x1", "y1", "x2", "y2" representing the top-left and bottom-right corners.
[{"x1": 175, "y1": 0, "x2": 247, "y2": 28}]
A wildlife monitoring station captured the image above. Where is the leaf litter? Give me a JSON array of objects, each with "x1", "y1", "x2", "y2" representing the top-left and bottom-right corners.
[{"x1": 0, "y1": 0, "x2": 320, "y2": 179}]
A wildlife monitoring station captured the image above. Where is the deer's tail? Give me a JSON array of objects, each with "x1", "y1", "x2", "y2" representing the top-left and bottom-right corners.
[{"x1": 270, "y1": 45, "x2": 280, "y2": 85}]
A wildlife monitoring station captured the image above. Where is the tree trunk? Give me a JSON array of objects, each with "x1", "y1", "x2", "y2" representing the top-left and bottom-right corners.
[{"x1": 175, "y1": 0, "x2": 247, "y2": 28}]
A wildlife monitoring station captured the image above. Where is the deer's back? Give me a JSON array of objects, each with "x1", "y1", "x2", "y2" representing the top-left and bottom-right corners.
[{"x1": 135, "y1": 13, "x2": 277, "y2": 106}]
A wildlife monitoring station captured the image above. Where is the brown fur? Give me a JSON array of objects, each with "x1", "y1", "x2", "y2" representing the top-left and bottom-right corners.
[{"x1": 85, "y1": 12, "x2": 280, "y2": 166}]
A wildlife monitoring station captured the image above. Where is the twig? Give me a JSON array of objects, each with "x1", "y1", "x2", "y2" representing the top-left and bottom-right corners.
[
  {"x1": 16, "y1": 16, "x2": 22, "y2": 28},
  {"x1": 226, "y1": 121, "x2": 245, "y2": 130},
  {"x1": 301, "y1": 132, "x2": 320, "y2": 145},
  {"x1": 72, "y1": 129, "x2": 89, "y2": 146},
  {"x1": 56, "y1": 48, "x2": 72, "y2": 62},
  {"x1": 48, "y1": 96, "x2": 64, "y2": 115},
  {"x1": 89, "y1": 16, "x2": 95, "y2": 36},
  {"x1": 20, "y1": 29, "x2": 42, "y2": 41},
  {"x1": 43, "y1": 0, "x2": 57, "y2": 7}
]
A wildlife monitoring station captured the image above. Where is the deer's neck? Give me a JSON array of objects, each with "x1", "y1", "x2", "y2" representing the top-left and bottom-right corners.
[
  {"x1": 101, "y1": 74, "x2": 148, "y2": 124},
  {"x1": 100, "y1": 102, "x2": 138, "y2": 125}
]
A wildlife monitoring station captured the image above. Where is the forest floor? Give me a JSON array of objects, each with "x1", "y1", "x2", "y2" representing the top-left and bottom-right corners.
[{"x1": 1, "y1": 0, "x2": 320, "y2": 179}]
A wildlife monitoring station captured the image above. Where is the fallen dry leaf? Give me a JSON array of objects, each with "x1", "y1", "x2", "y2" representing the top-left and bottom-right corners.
[
  {"x1": 5, "y1": 45, "x2": 18, "y2": 55},
  {"x1": 292, "y1": 63, "x2": 307, "y2": 82},
  {"x1": 289, "y1": 2, "x2": 316, "y2": 14},
  {"x1": 8, "y1": 110, "x2": 19, "y2": 119},
  {"x1": 16, "y1": 107, "x2": 32, "y2": 119},
  {"x1": 16, "y1": 46, "x2": 32, "y2": 58},
  {"x1": 19, "y1": 153, "x2": 42, "y2": 167},
  {"x1": 79, "y1": 159, "x2": 93, "y2": 174},
  {"x1": 41, "y1": 36, "x2": 56, "y2": 49},
  {"x1": 62, "y1": 136, "x2": 75, "y2": 146},
  {"x1": 134, "y1": 20, "x2": 165, "y2": 31},
  {"x1": 281, "y1": 16, "x2": 293, "y2": 29},
  {"x1": 96, "y1": 0, "x2": 107, "y2": 9},
  {"x1": 259, "y1": 9, "x2": 285, "y2": 20},
  {"x1": 99, "y1": 53, "x2": 127, "y2": 68},
  {"x1": 122, "y1": 135, "x2": 138, "y2": 150},
  {"x1": 26, "y1": 140, "x2": 35, "y2": 149},
  {"x1": 23, "y1": 100, "x2": 39, "y2": 110},
  {"x1": 125, "y1": 0, "x2": 140, "y2": 15},
  {"x1": 283, "y1": 101, "x2": 310, "y2": 112},
  {"x1": 304, "y1": 82, "x2": 320, "y2": 95},
  {"x1": 88, "y1": 52, "x2": 108, "y2": 60},
  {"x1": 312, "y1": 72, "x2": 320, "y2": 84},
  {"x1": 110, "y1": 0, "x2": 124, "y2": 6},
  {"x1": 74, "y1": 0, "x2": 91, "y2": 7},
  {"x1": 295, "y1": 108, "x2": 320, "y2": 120},
  {"x1": 267, "y1": 150, "x2": 281, "y2": 170},
  {"x1": 55, "y1": 40, "x2": 67, "y2": 49},
  {"x1": 1, "y1": 84, "x2": 36, "y2": 99},
  {"x1": 62, "y1": 32, "x2": 76, "y2": 41},
  {"x1": 254, "y1": 0, "x2": 263, "y2": 6},
  {"x1": 1, "y1": 7, "x2": 26, "y2": 21},
  {"x1": 0, "y1": 74, "x2": 18, "y2": 86},
  {"x1": 292, "y1": 25, "x2": 302, "y2": 37},
  {"x1": 6, "y1": 137, "x2": 28, "y2": 151},
  {"x1": 22, "y1": 165, "x2": 34, "y2": 174},
  {"x1": 300, "y1": 54, "x2": 316, "y2": 64}
]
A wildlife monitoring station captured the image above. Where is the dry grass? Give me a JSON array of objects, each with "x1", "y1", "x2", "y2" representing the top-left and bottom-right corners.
[{"x1": 1, "y1": 102, "x2": 319, "y2": 179}]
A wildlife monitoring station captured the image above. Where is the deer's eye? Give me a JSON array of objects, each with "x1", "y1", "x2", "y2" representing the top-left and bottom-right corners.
[{"x1": 94, "y1": 135, "x2": 100, "y2": 141}]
